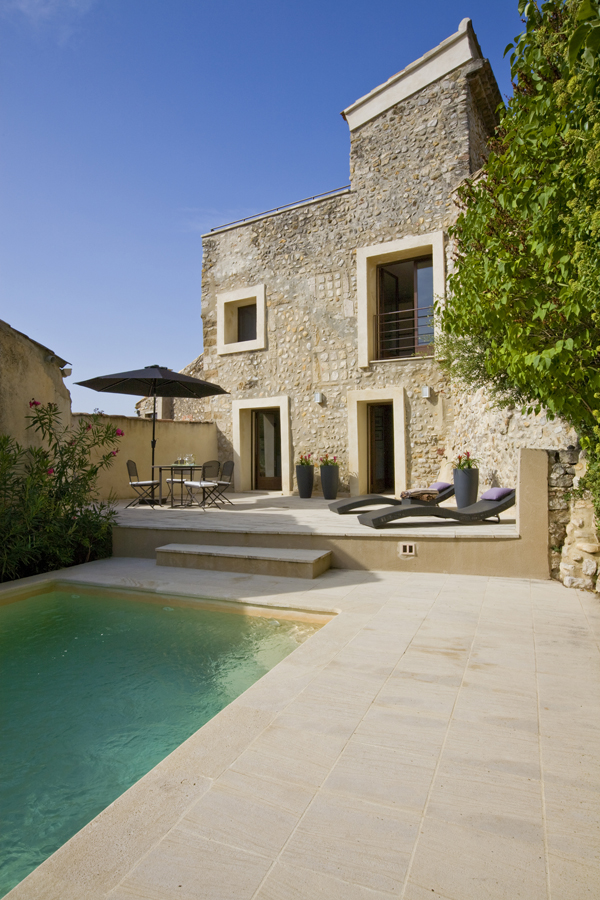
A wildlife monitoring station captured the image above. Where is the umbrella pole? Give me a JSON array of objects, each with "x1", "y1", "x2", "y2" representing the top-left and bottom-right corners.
[{"x1": 151, "y1": 392, "x2": 157, "y2": 502}]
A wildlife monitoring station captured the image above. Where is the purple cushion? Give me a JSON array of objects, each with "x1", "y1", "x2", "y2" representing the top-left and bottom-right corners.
[
  {"x1": 428, "y1": 481, "x2": 451, "y2": 492},
  {"x1": 481, "y1": 487, "x2": 514, "y2": 501}
]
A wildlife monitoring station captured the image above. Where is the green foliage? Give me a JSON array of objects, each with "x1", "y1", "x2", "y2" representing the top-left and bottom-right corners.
[
  {"x1": 0, "y1": 403, "x2": 121, "y2": 583},
  {"x1": 439, "y1": 0, "x2": 600, "y2": 453}
]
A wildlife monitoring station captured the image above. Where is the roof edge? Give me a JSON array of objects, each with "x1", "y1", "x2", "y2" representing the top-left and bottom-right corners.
[{"x1": 341, "y1": 19, "x2": 483, "y2": 131}]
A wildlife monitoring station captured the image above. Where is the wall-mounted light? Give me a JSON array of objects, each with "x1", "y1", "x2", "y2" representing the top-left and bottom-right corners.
[
  {"x1": 421, "y1": 385, "x2": 431, "y2": 399},
  {"x1": 314, "y1": 391, "x2": 324, "y2": 404},
  {"x1": 60, "y1": 367, "x2": 72, "y2": 378}
]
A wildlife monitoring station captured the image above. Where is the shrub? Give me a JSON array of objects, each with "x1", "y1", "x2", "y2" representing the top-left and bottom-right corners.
[{"x1": 0, "y1": 402, "x2": 122, "y2": 583}]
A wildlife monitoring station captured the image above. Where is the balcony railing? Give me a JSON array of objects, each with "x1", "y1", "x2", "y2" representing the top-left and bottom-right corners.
[{"x1": 374, "y1": 308, "x2": 434, "y2": 360}]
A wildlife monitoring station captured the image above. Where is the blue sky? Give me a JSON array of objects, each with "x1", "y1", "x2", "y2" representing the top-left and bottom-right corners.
[{"x1": 1, "y1": 0, "x2": 523, "y2": 416}]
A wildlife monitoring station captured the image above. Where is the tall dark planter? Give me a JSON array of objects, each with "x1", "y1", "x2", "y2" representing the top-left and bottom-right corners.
[
  {"x1": 453, "y1": 468, "x2": 479, "y2": 508},
  {"x1": 296, "y1": 465, "x2": 314, "y2": 499},
  {"x1": 320, "y1": 465, "x2": 339, "y2": 500}
]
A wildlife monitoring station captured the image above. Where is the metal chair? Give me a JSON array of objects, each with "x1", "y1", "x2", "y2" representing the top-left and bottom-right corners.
[
  {"x1": 210, "y1": 460, "x2": 235, "y2": 506},
  {"x1": 125, "y1": 460, "x2": 160, "y2": 509},
  {"x1": 201, "y1": 460, "x2": 221, "y2": 480}
]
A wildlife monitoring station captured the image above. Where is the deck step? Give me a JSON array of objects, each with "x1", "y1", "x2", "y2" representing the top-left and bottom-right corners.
[{"x1": 155, "y1": 543, "x2": 332, "y2": 579}]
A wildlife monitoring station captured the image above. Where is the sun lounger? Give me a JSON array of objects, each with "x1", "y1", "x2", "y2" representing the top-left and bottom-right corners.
[
  {"x1": 357, "y1": 488, "x2": 516, "y2": 529},
  {"x1": 329, "y1": 481, "x2": 454, "y2": 515}
]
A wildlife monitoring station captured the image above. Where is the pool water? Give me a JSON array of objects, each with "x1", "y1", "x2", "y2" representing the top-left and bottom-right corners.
[{"x1": 0, "y1": 589, "x2": 319, "y2": 897}]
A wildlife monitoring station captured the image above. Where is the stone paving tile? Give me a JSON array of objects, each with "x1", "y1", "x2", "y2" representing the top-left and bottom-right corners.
[
  {"x1": 280, "y1": 791, "x2": 419, "y2": 894},
  {"x1": 179, "y1": 771, "x2": 312, "y2": 858},
  {"x1": 254, "y1": 860, "x2": 396, "y2": 899},
  {"x1": 108, "y1": 827, "x2": 272, "y2": 900},
  {"x1": 426, "y1": 770, "x2": 544, "y2": 841},
  {"x1": 407, "y1": 817, "x2": 548, "y2": 900},
  {"x1": 323, "y1": 739, "x2": 437, "y2": 811},
  {"x1": 546, "y1": 853, "x2": 600, "y2": 900}
]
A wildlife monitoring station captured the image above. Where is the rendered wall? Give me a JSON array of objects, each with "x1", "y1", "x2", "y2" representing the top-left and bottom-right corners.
[
  {"x1": 0, "y1": 320, "x2": 71, "y2": 447},
  {"x1": 72, "y1": 414, "x2": 218, "y2": 501}
]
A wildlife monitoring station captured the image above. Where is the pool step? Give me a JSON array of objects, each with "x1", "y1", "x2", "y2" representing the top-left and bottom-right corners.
[{"x1": 155, "y1": 543, "x2": 332, "y2": 579}]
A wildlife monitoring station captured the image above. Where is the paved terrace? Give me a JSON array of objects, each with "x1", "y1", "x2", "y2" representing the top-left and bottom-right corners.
[
  {"x1": 5, "y1": 558, "x2": 599, "y2": 900},
  {"x1": 115, "y1": 492, "x2": 518, "y2": 540}
]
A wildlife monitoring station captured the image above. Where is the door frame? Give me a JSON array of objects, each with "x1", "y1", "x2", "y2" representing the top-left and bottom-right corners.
[
  {"x1": 347, "y1": 387, "x2": 407, "y2": 497},
  {"x1": 232, "y1": 395, "x2": 292, "y2": 494}
]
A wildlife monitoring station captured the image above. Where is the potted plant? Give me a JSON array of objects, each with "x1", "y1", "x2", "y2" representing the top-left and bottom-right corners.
[
  {"x1": 452, "y1": 451, "x2": 480, "y2": 508},
  {"x1": 319, "y1": 453, "x2": 340, "y2": 500},
  {"x1": 296, "y1": 453, "x2": 314, "y2": 499}
]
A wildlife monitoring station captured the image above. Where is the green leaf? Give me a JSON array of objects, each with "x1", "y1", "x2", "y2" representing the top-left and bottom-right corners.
[
  {"x1": 586, "y1": 23, "x2": 600, "y2": 53},
  {"x1": 569, "y1": 23, "x2": 591, "y2": 65},
  {"x1": 577, "y1": 0, "x2": 599, "y2": 22}
]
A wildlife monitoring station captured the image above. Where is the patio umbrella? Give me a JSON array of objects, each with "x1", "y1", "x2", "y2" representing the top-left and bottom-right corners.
[{"x1": 76, "y1": 365, "x2": 228, "y2": 472}]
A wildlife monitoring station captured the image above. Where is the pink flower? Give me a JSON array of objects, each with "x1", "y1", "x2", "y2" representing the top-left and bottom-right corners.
[
  {"x1": 116, "y1": 428, "x2": 124, "y2": 436},
  {"x1": 86, "y1": 424, "x2": 92, "y2": 431},
  {"x1": 29, "y1": 399, "x2": 41, "y2": 408},
  {"x1": 47, "y1": 468, "x2": 54, "y2": 475},
  {"x1": 111, "y1": 449, "x2": 118, "y2": 456}
]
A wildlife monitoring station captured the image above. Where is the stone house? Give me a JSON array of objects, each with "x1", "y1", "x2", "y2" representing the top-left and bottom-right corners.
[{"x1": 166, "y1": 18, "x2": 576, "y2": 498}]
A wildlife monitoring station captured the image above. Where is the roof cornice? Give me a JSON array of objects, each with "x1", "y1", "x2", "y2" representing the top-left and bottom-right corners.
[{"x1": 341, "y1": 18, "x2": 483, "y2": 131}]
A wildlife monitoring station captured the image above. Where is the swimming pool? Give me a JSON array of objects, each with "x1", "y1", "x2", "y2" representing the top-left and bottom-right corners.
[{"x1": 0, "y1": 586, "x2": 320, "y2": 897}]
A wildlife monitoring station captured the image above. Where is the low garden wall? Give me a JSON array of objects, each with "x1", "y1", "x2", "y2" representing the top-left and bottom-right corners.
[{"x1": 72, "y1": 414, "x2": 218, "y2": 501}]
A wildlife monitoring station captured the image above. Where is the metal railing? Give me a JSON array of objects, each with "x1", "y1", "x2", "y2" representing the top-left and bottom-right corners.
[
  {"x1": 374, "y1": 308, "x2": 434, "y2": 360},
  {"x1": 210, "y1": 185, "x2": 351, "y2": 232}
]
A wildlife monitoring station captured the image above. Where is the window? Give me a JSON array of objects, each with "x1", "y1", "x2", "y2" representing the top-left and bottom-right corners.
[
  {"x1": 236, "y1": 303, "x2": 257, "y2": 343},
  {"x1": 356, "y1": 231, "x2": 445, "y2": 368},
  {"x1": 216, "y1": 284, "x2": 266, "y2": 355},
  {"x1": 376, "y1": 256, "x2": 433, "y2": 359}
]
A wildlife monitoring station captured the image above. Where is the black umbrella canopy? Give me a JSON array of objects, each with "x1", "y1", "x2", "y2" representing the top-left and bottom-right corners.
[
  {"x1": 77, "y1": 365, "x2": 229, "y2": 399},
  {"x1": 76, "y1": 365, "x2": 229, "y2": 482}
]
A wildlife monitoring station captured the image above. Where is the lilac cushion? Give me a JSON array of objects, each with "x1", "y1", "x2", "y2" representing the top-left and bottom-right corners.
[
  {"x1": 428, "y1": 481, "x2": 451, "y2": 492},
  {"x1": 481, "y1": 487, "x2": 514, "y2": 501}
]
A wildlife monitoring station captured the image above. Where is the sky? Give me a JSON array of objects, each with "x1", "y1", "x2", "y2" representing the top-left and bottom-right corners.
[{"x1": 0, "y1": 0, "x2": 524, "y2": 416}]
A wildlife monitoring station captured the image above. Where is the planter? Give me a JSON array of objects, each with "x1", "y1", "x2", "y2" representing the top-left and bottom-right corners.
[
  {"x1": 296, "y1": 465, "x2": 314, "y2": 499},
  {"x1": 453, "y1": 468, "x2": 479, "y2": 508},
  {"x1": 320, "y1": 465, "x2": 339, "y2": 500}
]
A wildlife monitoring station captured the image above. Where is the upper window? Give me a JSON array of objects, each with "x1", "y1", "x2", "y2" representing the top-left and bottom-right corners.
[
  {"x1": 216, "y1": 284, "x2": 266, "y2": 355},
  {"x1": 376, "y1": 257, "x2": 433, "y2": 359},
  {"x1": 356, "y1": 232, "x2": 445, "y2": 368}
]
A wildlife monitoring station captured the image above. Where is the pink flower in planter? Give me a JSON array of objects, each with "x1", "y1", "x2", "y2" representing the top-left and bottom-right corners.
[
  {"x1": 29, "y1": 399, "x2": 41, "y2": 408},
  {"x1": 86, "y1": 424, "x2": 92, "y2": 431},
  {"x1": 111, "y1": 449, "x2": 118, "y2": 456},
  {"x1": 47, "y1": 468, "x2": 55, "y2": 475},
  {"x1": 116, "y1": 428, "x2": 124, "y2": 436}
]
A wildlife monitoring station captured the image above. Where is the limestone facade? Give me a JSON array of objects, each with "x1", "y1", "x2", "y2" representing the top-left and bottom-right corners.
[{"x1": 162, "y1": 19, "x2": 582, "y2": 583}]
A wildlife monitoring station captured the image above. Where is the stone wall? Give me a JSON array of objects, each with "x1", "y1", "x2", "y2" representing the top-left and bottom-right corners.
[
  {"x1": 193, "y1": 61, "x2": 498, "y2": 492},
  {"x1": 440, "y1": 387, "x2": 579, "y2": 492}
]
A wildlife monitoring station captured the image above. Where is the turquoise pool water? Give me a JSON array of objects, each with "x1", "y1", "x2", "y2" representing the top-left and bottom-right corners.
[{"x1": 0, "y1": 588, "x2": 319, "y2": 897}]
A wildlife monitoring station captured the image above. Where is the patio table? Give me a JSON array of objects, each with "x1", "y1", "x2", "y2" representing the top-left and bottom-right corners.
[{"x1": 152, "y1": 465, "x2": 204, "y2": 507}]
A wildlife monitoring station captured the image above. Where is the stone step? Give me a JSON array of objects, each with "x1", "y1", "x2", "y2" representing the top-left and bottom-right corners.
[{"x1": 155, "y1": 543, "x2": 332, "y2": 579}]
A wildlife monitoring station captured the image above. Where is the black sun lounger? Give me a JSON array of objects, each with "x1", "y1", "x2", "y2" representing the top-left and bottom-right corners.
[
  {"x1": 357, "y1": 489, "x2": 516, "y2": 529},
  {"x1": 329, "y1": 481, "x2": 455, "y2": 515}
]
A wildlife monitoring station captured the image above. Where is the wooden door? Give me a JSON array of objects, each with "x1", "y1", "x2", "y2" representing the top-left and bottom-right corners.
[
  {"x1": 253, "y1": 409, "x2": 282, "y2": 490},
  {"x1": 368, "y1": 404, "x2": 394, "y2": 493}
]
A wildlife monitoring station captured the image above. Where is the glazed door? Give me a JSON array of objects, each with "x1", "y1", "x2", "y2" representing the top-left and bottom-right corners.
[
  {"x1": 253, "y1": 409, "x2": 282, "y2": 490},
  {"x1": 368, "y1": 404, "x2": 394, "y2": 493}
]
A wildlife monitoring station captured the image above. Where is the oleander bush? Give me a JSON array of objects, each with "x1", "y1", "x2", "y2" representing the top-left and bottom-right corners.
[{"x1": 0, "y1": 402, "x2": 122, "y2": 583}]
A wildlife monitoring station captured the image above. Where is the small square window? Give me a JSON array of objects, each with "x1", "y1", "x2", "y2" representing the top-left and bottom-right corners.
[{"x1": 216, "y1": 284, "x2": 266, "y2": 355}]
